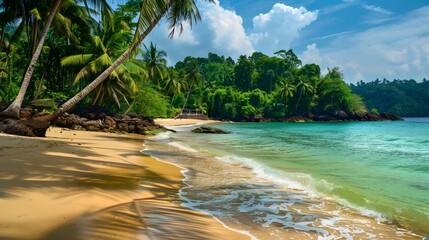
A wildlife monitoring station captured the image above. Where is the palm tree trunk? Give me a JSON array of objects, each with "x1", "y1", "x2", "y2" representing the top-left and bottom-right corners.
[
  {"x1": 57, "y1": 47, "x2": 133, "y2": 114},
  {"x1": 296, "y1": 87, "x2": 303, "y2": 109},
  {"x1": 178, "y1": 80, "x2": 194, "y2": 118},
  {"x1": 33, "y1": 68, "x2": 47, "y2": 100},
  {"x1": 1, "y1": 0, "x2": 63, "y2": 119},
  {"x1": 170, "y1": 94, "x2": 176, "y2": 105},
  {"x1": 123, "y1": 98, "x2": 136, "y2": 114}
]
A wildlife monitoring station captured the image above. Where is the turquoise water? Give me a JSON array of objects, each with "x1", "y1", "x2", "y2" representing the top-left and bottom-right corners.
[{"x1": 171, "y1": 119, "x2": 429, "y2": 236}]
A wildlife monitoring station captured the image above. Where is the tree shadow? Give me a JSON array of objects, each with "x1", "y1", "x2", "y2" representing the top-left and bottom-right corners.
[
  {"x1": 42, "y1": 194, "x2": 235, "y2": 240},
  {"x1": 0, "y1": 134, "x2": 176, "y2": 199}
]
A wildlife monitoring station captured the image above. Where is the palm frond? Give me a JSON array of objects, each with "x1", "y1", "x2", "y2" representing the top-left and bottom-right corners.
[
  {"x1": 61, "y1": 54, "x2": 94, "y2": 66},
  {"x1": 29, "y1": 8, "x2": 42, "y2": 21},
  {"x1": 74, "y1": 65, "x2": 91, "y2": 83},
  {"x1": 92, "y1": 35, "x2": 107, "y2": 53}
]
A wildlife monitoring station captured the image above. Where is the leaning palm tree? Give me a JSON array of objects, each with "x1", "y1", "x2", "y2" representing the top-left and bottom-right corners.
[
  {"x1": 0, "y1": 0, "x2": 112, "y2": 119},
  {"x1": 2, "y1": 0, "x2": 212, "y2": 137},
  {"x1": 61, "y1": 12, "x2": 144, "y2": 108},
  {"x1": 56, "y1": 0, "x2": 213, "y2": 115}
]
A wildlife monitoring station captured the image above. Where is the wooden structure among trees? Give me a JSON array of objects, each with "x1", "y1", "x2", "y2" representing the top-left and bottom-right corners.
[{"x1": 175, "y1": 108, "x2": 208, "y2": 120}]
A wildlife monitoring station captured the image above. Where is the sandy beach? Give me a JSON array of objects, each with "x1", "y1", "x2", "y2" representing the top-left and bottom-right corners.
[{"x1": 0, "y1": 126, "x2": 248, "y2": 240}]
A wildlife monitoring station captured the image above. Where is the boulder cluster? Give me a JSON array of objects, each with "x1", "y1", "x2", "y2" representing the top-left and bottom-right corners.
[{"x1": 55, "y1": 106, "x2": 165, "y2": 135}]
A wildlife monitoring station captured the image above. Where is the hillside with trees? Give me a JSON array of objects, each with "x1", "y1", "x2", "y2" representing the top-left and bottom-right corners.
[
  {"x1": 167, "y1": 52, "x2": 368, "y2": 121},
  {"x1": 350, "y1": 79, "x2": 429, "y2": 117}
]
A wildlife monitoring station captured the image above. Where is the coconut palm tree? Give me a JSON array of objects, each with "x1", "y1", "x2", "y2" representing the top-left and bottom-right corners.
[
  {"x1": 278, "y1": 80, "x2": 295, "y2": 112},
  {"x1": 1, "y1": 0, "x2": 112, "y2": 119},
  {"x1": 57, "y1": 0, "x2": 213, "y2": 115},
  {"x1": 143, "y1": 42, "x2": 167, "y2": 87},
  {"x1": 163, "y1": 68, "x2": 185, "y2": 105},
  {"x1": 60, "y1": 12, "x2": 144, "y2": 108},
  {"x1": 1, "y1": 0, "x2": 212, "y2": 137},
  {"x1": 295, "y1": 76, "x2": 313, "y2": 109}
]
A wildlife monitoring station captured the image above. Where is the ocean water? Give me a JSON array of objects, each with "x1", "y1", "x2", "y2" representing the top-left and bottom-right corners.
[{"x1": 144, "y1": 118, "x2": 429, "y2": 239}]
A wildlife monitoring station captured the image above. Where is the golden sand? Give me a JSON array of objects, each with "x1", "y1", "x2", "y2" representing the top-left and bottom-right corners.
[{"x1": 0, "y1": 127, "x2": 248, "y2": 240}]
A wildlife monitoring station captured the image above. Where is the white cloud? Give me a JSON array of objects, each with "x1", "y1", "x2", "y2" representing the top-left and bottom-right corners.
[
  {"x1": 144, "y1": 2, "x2": 317, "y2": 64},
  {"x1": 249, "y1": 4, "x2": 318, "y2": 54},
  {"x1": 144, "y1": 0, "x2": 253, "y2": 64},
  {"x1": 300, "y1": 7, "x2": 429, "y2": 83},
  {"x1": 363, "y1": 4, "x2": 393, "y2": 15}
]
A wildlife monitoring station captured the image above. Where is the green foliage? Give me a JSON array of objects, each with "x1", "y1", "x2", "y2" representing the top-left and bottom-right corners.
[
  {"x1": 0, "y1": 0, "x2": 371, "y2": 122},
  {"x1": 350, "y1": 79, "x2": 429, "y2": 116},
  {"x1": 370, "y1": 108, "x2": 379, "y2": 114},
  {"x1": 234, "y1": 55, "x2": 254, "y2": 91},
  {"x1": 132, "y1": 86, "x2": 171, "y2": 118},
  {"x1": 166, "y1": 51, "x2": 366, "y2": 121},
  {"x1": 315, "y1": 68, "x2": 355, "y2": 113},
  {"x1": 350, "y1": 94, "x2": 367, "y2": 114}
]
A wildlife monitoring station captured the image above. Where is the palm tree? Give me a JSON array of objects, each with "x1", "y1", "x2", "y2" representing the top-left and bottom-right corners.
[
  {"x1": 163, "y1": 68, "x2": 185, "y2": 105},
  {"x1": 278, "y1": 80, "x2": 295, "y2": 112},
  {"x1": 178, "y1": 60, "x2": 203, "y2": 117},
  {"x1": 295, "y1": 76, "x2": 313, "y2": 109},
  {"x1": 56, "y1": 0, "x2": 213, "y2": 116},
  {"x1": 143, "y1": 42, "x2": 167, "y2": 87},
  {"x1": 1, "y1": 0, "x2": 112, "y2": 119},
  {"x1": 61, "y1": 12, "x2": 144, "y2": 108},
  {"x1": 2, "y1": 0, "x2": 212, "y2": 137}
]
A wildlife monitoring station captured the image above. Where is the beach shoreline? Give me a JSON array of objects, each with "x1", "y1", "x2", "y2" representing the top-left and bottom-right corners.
[
  {"x1": 0, "y1": 125, "x2": 248, "y2": 240},
  {"x1": 145, "y1": 121, "x2": 425, "y2": 239}
]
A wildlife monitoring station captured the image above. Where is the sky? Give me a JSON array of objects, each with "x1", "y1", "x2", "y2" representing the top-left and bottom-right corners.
[{"x1": 115, "y1": 0, "x2": 429, "y2": 83}]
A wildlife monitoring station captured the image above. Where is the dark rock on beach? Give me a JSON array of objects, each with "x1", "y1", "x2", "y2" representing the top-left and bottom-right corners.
[
  {"x1": 55, "y1": 110, "x2": 165, "y2": 135},
  {"x1": 192, "y1": 126, "x2": 230, "y2": 134}
]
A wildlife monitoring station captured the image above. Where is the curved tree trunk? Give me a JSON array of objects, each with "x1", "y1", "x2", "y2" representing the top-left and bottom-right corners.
[
  {"x1": 56, "y1": 0, "x2": 169, "y2": 116},
  {"x1": 0, "y1": 0, "x2": 63, "y2": 119},
  {"x1": 56, "y1": 48, "x2": 134, "y2": 115}
]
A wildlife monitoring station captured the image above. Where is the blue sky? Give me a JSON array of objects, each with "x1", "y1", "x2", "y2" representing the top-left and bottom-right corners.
[{"x1": 115, "y1": 0, "x2": 429, "y2": 83}]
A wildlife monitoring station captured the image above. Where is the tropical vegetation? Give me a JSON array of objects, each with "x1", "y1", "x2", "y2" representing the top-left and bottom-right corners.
[
  {"x1": 350, "y1": 79, "x2": 429, "y2": 117},
  {"x1": 2, "y1": 0, "x2": 423, "y2": 137}
]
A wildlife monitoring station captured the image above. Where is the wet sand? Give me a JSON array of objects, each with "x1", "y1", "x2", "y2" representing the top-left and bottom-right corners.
[{"x1": 0, "y1": 127, "x2": 248, "y2": 240}]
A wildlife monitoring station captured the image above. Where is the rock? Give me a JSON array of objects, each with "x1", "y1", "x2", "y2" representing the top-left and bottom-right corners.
[
  {"x1": 354, "y1": 111, "x2": 367, "y2": 119},
  {"x1": 84, "y1": 120, "x2": 103, "y2": 131},
  {"x1": 192, "y1": 126, "x2": 230, "y2": 134},
  {"x1": 72, "y1": 125, "x2": 85, "y2": 131},
  {"x1": 381, "y1": 112, "x2": 403, "y2": 121},
  {"x1": 117, "y1": 122, "x2": 129, "y2": 132},
  {"x1": 284, "y1": 116, "x2": 312, "y2": 122},
  {"x1": 128, "y1": 124, "x2": 135, "y2": 132},
  {"x1": 334, "y1": 110, "x2": 349, "y2": 120},
  {"x1": 103, "y1": 116, "x2": 116, "y2": 127},
  {"x1": 68, "y1": 114, "x2": 83, "y2": 125},
  {"x1": 314, "y1": 115, "x2": 336, "y2": 121},
  {"x1": 366, "y1": 113, "x2": 382, "y2": 121}
]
